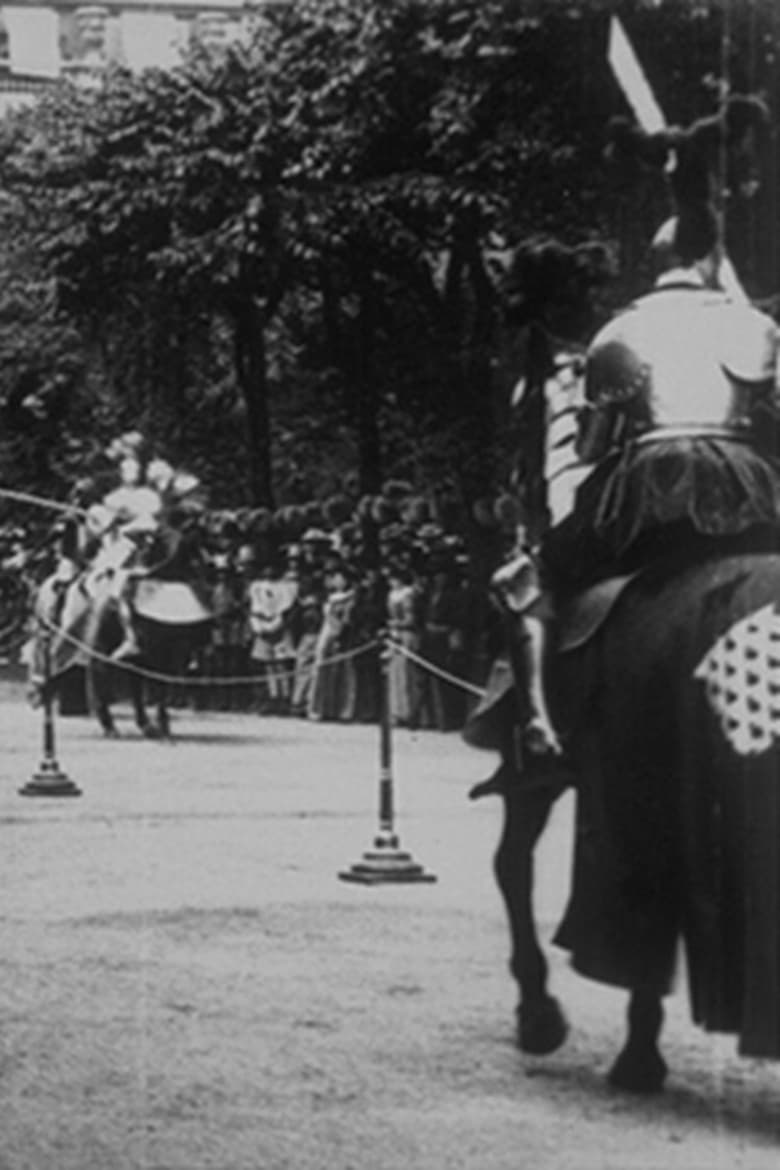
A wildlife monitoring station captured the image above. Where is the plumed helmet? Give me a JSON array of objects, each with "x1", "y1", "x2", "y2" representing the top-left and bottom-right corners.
[{"x1": 106, "y1": 430, "x2": 147, "y2": 463}]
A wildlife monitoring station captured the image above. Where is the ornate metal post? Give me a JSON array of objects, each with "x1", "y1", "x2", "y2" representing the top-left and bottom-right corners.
[
  {"x1": 19, "y1": 626, "x2": 81, "y2": 798},
  {"x1": 339, "y1": 570, "x2": 435, "y2": 885}
]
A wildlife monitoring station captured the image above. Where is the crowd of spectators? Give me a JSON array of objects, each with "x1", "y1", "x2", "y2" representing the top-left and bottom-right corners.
[
  {"x1": 1, "y1": 496, "x2": 509, "y2": 732},
  {"x1": 191, "y1": 522, "x2": 500, "y2": 731}
]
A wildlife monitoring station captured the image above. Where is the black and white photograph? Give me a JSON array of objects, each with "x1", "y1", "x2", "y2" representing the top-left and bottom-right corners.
[{"x1": 1, "y1": 1, "x2": 780, "y2": 1166}]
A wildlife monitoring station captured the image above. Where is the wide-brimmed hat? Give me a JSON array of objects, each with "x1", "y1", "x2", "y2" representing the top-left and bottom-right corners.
[{"x1": 301, "y1": 527, "x2": 330, "y2": 544}]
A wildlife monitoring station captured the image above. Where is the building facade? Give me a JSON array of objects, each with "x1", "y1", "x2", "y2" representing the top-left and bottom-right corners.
[{"x1": 0, "y1": 0, "x2": 256, "y2": 112}]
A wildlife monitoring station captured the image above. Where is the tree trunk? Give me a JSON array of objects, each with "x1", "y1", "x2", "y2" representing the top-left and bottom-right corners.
[
  {"x1": 444, "y1": 218, "x2": 500, "y2": 506},
  {"x1": 356, "y1": 273, "x2": 382, "y2": 496},
  {"x1": 233, "y1": 299, "x2": 274, "y2": 507}
]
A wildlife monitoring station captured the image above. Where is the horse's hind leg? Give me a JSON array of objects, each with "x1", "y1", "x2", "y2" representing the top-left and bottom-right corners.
[
  {"x1": 495, "y1": 782, "x2": 569, "y2": 1055},
  {"x1": 97, "y1": 700, "x2": 119, "y2": 738},
  {"x1": 136, "y1": 678, "x2": 171, "y2": 740},
  {"x1": 129, "y1": 676, "x2": 156, "y2": 738},
  {"x1": 608, "y1": 987, "x2": 668, "y2": 1093},
  {"x1": 156, "y1": 697, "x2": 171, "y2": 740}
]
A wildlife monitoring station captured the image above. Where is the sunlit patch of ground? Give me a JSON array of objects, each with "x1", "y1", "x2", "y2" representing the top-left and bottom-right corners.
[{"x1": 1, "y1": 693, "x2": 778, "y2": 1169}]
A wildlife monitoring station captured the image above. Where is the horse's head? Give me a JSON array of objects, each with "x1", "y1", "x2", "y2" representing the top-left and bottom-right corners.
[{"x1": 502, "y1": 237, "x2": 616, "y2": 335}]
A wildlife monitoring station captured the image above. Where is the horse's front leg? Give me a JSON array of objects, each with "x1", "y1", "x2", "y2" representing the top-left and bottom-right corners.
[
  {"x1": 608, "y1": 987, "x2": 668, "y2": 1094},
  {"x1": 493, "y1": 775, "x2": 569, "y2": 1054},
  {"x1": 89, "y1": 667, "x2": 119, "y2": 737}
]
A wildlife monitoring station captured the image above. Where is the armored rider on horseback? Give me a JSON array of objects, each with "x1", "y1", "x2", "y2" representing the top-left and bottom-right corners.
[
  {"x1": 83, "y1": 432, "x2": 164, "y2": 660},
  {"x1": 494, "y1": 201, "x2": 780, "y2": 769}
]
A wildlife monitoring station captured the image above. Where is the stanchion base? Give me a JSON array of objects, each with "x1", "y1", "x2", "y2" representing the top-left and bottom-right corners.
[
  {"x1": 339, "y1": 837, "x2": 436, "y2": 885},
  {"x1": 19, "y1": 759, "x2": 82, "y2": 798}
]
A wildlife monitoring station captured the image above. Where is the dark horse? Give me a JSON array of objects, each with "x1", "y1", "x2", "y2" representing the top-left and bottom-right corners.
[
  {"x1": 465, "y1": 549, "x2": 780, "y2": 1092},
  {"x1": 87, "y1": 590, "x2": 209, "y2": 738},
  {"x1": 31, "y1": 532, "x2": 211, "y2": 738}
]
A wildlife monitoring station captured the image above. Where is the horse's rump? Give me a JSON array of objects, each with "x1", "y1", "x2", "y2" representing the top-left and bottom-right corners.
[
  {"x1": 134, "y1": 579, "x2": 211, "y2": 626},
  {"x1": 555, "y1": 554, "x2": 780, "y2": 1057}
]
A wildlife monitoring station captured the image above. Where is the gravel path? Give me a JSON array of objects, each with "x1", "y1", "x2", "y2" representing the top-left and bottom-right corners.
[{"x1": 1, "y1": 686, "x2": 778, "y2": 1169}]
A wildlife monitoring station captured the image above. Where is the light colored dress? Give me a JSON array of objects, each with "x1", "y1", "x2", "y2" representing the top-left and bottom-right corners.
[
  {"x1": 248, "y1": 578, "x2": 297, "y2": 663},
  {"x1": 387, "y1": 581, "x2": 420, "y2": 726},
  {"x1": 291, "y1": 590, "x2": 322, "y2": 716},
  {"x1": 308, "y1": 586, "x2": 356, "y2": 721},
  {"x1": 248, "y1": 576, "x2": 298, "y2": 704}
]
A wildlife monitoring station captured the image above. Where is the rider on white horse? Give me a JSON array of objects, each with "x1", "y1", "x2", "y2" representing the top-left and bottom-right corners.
[{"x1": 84, "y1": 434, "x2": 164, "y2": 660}]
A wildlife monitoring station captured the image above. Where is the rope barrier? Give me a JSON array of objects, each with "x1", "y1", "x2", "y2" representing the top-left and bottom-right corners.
[
  {"x1": 36, "y1": 612, "x2": 379, "y2": 688},
  {"x1": 36, "y1": 613, "x2": 485, "y2": 699},
  {"x1": 0, "y1": 614, "x2": 27, "y2": 648},
  {"x1": 387, "y1": 637, "x2": 486, "y2": 698}
]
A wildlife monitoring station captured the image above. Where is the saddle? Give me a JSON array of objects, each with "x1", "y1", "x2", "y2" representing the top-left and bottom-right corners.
[
  {"x1": 556, "y1": 572, "x2": 639, "y2": 653},
  {"x1": 463, "y1": 571, "x2": 638, "y2": 759}
]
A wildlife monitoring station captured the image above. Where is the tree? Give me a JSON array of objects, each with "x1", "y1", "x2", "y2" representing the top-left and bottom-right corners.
[
  {"x1": 0, "y1": 45, "x2": 301, "y2": 504},
  {"x1": 0, "y1": 0, "x2": 775, "y2": 518}
]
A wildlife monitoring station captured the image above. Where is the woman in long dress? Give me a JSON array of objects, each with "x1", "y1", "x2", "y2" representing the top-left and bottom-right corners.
[
  {"x1": 386, "y1": 565, "x2": 421, "y2": 726},
  {"x1": 290, "y1": 578, "x2": 323, "y2": 717},
  {"x1": 308, "y1": 564, "x2": 356, "y2": 722}
]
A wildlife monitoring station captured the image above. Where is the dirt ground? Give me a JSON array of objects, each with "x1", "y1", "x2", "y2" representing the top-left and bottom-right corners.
[{"x1": 1, "y1": 680, "x2": 779, "y2": 1170}]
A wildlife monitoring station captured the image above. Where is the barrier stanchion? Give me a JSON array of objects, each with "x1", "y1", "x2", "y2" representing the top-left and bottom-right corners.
[
  {"x1": 19, "y1": 627, "x2": 81, "y2": 798},
  {"x1": 339, "y1": 628, "x2": 436, "y2": 885}
]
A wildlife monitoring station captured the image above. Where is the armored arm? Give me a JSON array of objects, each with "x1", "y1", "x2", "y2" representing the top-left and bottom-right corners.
[
  {"x1": 575, "y1": 400, "x2": 625, "y2": 464},
  {"x1": 729, "y1": 311, "x2": 780, "y2": 455},
  {"x1": 575, "y1": 320, "x2": 644, "y2": 463}
]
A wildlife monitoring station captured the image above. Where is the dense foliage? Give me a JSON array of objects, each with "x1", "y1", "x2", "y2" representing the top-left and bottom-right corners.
[{"x1": 0, "y1": 0, "x2": 776, "y2": 526}]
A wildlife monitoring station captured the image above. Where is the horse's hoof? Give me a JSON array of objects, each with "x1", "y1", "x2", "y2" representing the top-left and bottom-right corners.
[
  {"x1": 517, "y1": 996, "x2": 569, "y2": 1055},
  {"x1": 140, "y1": 723, "x2": 160, "y2": 739},
  {"x1": 608, "y1": 1046, "x2": 668, "y2": 1094},
  {"x1": 102, "y1": 726, "x2": 120, "y2": 739}
]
